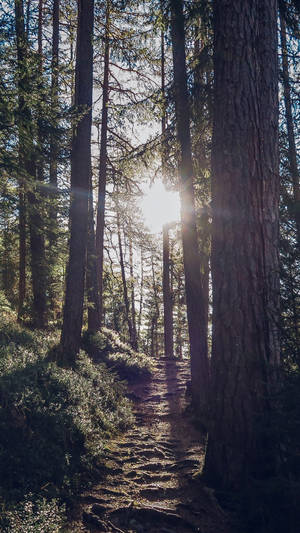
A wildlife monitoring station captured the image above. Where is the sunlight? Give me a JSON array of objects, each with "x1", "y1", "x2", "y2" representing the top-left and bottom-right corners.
[{"x1": 141, "y1": 179, "x2": 180, "y2": 234}]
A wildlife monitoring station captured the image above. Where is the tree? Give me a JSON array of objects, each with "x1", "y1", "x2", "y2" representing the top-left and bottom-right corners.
[
  {"x1": 60, "y1": 0, "x2": 94, "y2": 364},
  {"x1": 14, "y1": 2, "x2": 27, "y2": 322},
  {"x1": 48, "y1": 0, "x2": 60, "y2": 311},
  {"x1": 95, "y1": 0, "x2": 110, "y2": 325},
  {"x1": 170, "y1": 0, "x2": 209, "y2": 412},
  {"x1": 279, "y1": 9, "x2": 300, "y2": 247},
  {"x1": 204, "y1": 0, "x2": 280, "y2": 489},
  {"x1": 15, "y1": 0, "x2": 47, "y2": 328},
  {"x1": 163, "y1": 223, "x2": 174, "y2": 357}
]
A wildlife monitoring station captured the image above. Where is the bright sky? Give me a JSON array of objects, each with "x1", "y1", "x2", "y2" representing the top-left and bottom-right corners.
[{"x1": 140, "y1": 179, "x2": 181, "y2": 234}]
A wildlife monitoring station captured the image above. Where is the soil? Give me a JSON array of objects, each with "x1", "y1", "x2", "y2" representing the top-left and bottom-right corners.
[{"x1": 74, "y1": 357, "x2": 238, "y2": 533}]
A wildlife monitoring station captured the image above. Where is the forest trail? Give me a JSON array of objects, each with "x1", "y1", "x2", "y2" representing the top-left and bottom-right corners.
[{"x1": 80, "y1": 357, "x2": 236, "y2": 533}]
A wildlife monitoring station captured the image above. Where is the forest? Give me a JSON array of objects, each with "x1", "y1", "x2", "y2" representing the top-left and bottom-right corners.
[{"x1": 0, "y1": 0, "x2": 299, "y2": 532}]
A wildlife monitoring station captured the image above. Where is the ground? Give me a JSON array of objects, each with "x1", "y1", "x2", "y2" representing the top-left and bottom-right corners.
[{"x1": 73, "y1": 357, "x2": 238, "y2": 533}]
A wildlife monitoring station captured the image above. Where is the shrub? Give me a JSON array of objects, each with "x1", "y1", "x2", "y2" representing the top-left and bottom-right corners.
[
  {"x1": 0, "y1": 494, "x2": 65, "y2": 533},
  {"x1": 83, "y1": 327, "x2": 154, "y2": 381},
  {"x1": 0, "y1": 323, "x2": 133, "y2": 503}
]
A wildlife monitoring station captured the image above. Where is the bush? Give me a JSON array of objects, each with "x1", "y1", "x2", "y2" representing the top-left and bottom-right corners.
[
  {"x1": 0, "y1": 494, "x2": 65, "y2": 533},
  {"x1": 0, "y1": 322, "x2": 133, "y2": 504},
  {"x1": 83, "y1": 327, "x2": 154, "y2": 381}
]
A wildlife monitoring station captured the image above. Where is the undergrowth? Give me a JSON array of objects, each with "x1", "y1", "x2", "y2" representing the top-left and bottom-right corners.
[
  {"x1": 83, "y1": 327, "x2": 154, "y2": 381},
  {"x1": 0, "y1": 320, "x2": 134, "y2": 532}
]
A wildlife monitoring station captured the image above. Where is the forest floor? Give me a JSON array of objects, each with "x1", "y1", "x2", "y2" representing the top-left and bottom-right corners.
[{"x1": 74, "y1": 357, "x2": 238, "y2": 533}]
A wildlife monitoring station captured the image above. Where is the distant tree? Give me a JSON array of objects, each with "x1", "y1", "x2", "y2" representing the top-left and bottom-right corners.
[
  {"x1": 163, "y1": 223, "x2": 174, "y2": 357},
  {"x1": 15, "y1": 0, "x2": 47, "y2": 328},
  {"x1": 204, "y1": 0, "x2": 280, "y2": 489}
]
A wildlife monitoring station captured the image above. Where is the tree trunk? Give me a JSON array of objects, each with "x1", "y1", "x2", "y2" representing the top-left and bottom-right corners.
[
  {"x1": 138, "y1": 247, "x2": 144, "y2": 339},
  {"x1": 170, "y1": 0, "x2": 209, "y2": 412},
  {"x1": 204, "y1": 0, "x2": 280, "y2": 489},
  {"x1": 15, "y1": 0, "x2": 47, "y2": 328},
  {"x1": 15, "y1": 0, "x2": 27, "y2": 322},
  {"x1": 151, "y1": 256, "x2": 160, "y2": 358},
  {"x1": 176, "y1": 272, "x2": 184, "y2": 359},
  {"x1": 49, "y1": 0, "x2": 60, "y2": 311},
  {"x1": 279, "y1": 12, "x2": 300, "y2": 246},
  {"x1": 18, "y1": 176, "x2": 26, "y2": 321},
  {"x1": 161, "y1": 21, "x2": 174, "y2": 359},
  {"x1": 116, "y1": 211, "x2": 134, "y2": 347},
  {"x1": 60, "y1": 0, "x2": 94, "y2": 364},
  {"x1": 95, "y1": 0, "x2": 110, "y2": 324},
  {"x1": 129, "y1": 238, "x2": 138, "y2": 350},
  {"x1": 29, "y1": 0, "x2": 48, "y2": 328},
  {"x1": 86, "y1": 173, "x2": 100, "y2": 331},
  {"x1": 163, "y1": 223, "x2": 174, "y2": 357}
]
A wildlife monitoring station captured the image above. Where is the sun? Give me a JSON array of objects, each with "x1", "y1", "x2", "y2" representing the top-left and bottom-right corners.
[{"x1": 141, "y1": 179, "x2": 180, "y2": 234}]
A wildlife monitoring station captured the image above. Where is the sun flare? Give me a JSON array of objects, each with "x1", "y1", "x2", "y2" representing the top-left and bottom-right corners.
[{"x1": 141, "y1": 180, "x2": 180, "y2": 234}]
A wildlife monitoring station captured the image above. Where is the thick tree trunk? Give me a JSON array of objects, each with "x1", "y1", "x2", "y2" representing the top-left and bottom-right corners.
[
  {"x1": 163, "y1": 223, "x2": 174, "y2": 357},
  {"x1": 60, "y1": 0, "x2": 94, "y2": 364},
  {"x1": 95, "y1": 0, "x2": 110, "y2": 324},
  {"x1": 204, "y1": 0, "x2": 280, "y2": 489},
  {"x1": 170, "y1": 0, "x2": 209, "y2": 412},
  {"x1": 279, "y1": 12, "x2": 300, "y2": 246}
]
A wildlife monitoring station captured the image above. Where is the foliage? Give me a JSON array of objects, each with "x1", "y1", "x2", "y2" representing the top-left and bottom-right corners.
[
  {"x1": 0, "y1": 320, "x2": 133, "y2": 505},
  {"x1": 83, "y1": 327, "x2": 155, "y2": 381},
  {"x1": 0, "y1": 494, "x2": 66, "y2": 533}
]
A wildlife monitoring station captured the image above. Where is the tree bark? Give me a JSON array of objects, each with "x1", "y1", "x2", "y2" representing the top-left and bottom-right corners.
[
  {"x1": 60, "y1": 0, "x2": 94, "y2": 364},
  {"x1": 204, "y1": 0, "x2": 280, "y2": 489},
  {"x1": 129, "y1": 238, "x2": 138, "y2": 350},
  {"x1": 15, "y1": 0, "x2": 47, "y2": 328},
  {"x1": 151, "y1": 256, "x2": 160, "y2": 358},
  {"x1": 279, "y1": 12, "x2": 300, "y2": 246},
  {"x1": 49, "y1": 0, "x2": 60, "y2": 311},
  {"x1": 116, "y1": 212, "x2": 135, "y2": 348},
  {"x1": 18, "y1": 176, "x2": 26, "y2": 321},
  {"x1": 163, "y1": 223, "x2": 174, "y2": 357},
  {"x1": 170, "y1": 0, "x2": 209, "y2": 412},
  {"x1": 95, "y1": 0, "x2": 110, "y2": 325},
  {"x1": 138, "y1": 247, "x2": 144, "y2": 339},
  {"x1": 15, "y1": 0, "x2": 27, "y2": 321},
  {"x1": 86, "y1": 173, "x2": 100, "y2": 331},
  {"x1": 161, "y1": 21, "x2": 174, "y2": 359},
  {"x1": 29, "y1": 0, "x2": 48, "y2": 328}
]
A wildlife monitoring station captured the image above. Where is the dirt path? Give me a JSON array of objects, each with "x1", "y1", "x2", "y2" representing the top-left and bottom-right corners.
[{"x1": 80, "y1": 357, "x2": 236, "y2": 533}]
